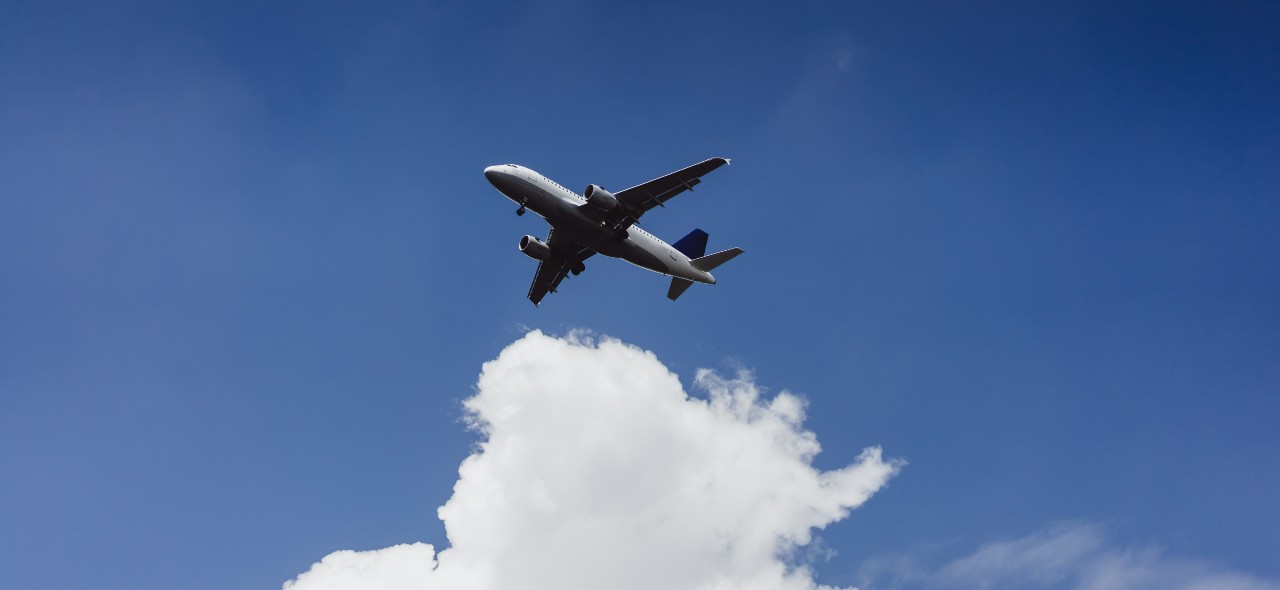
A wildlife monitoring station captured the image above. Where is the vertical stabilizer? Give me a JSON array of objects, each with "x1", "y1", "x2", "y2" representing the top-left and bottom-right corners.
[{"x1": 671, "y1": 229, "x2": 709, "y2": 259}]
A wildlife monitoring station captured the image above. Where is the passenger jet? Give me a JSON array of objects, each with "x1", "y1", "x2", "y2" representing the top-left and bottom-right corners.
[{"x1": 483, "y1": 157, "x2": 743, "y2": 305}]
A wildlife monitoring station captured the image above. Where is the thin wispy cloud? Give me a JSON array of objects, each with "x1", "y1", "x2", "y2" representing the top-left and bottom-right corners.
[{"x1": 859, "y1": 522, "x2": 1280, "y2": 590}]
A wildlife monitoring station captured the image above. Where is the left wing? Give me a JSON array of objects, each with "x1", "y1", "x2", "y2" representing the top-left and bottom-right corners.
[
  {"x1": 527, "y1": 229, "x2": 595, "y2": 306},
  {"x1": 600, "y1": 157, "x2": 730, "y2": 231}
]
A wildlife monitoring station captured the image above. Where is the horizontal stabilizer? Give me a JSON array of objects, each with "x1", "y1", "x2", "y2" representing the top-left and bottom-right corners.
[
  {"x1": 690, "y1": 247, "x2": 744, "y2": 272},
  {"x1": 671, "y1": 229, "x2": 709, "y2": 259},
  {"x1": 668, "y1": 277, "x2": 694, "y2": 301}
]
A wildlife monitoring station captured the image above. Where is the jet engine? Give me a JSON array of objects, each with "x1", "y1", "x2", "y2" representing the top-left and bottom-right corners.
[
  {"x1": 584, "y1": 184, "x2": 618, "y2": 210},
  {"x1": 519, "y1": 235, "x2": 551, "y2": 260}
]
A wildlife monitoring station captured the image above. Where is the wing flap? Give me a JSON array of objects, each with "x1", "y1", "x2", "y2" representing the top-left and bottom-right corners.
[
  {"x1": 526, "y1": 229, "x2": 595, "y2": 306},
  {"x1": 603, "y1": 157, "x2": 730, "y2": 230},
  {"x1": 527, "y1": 259, "x2": 569, "y2": 305}
]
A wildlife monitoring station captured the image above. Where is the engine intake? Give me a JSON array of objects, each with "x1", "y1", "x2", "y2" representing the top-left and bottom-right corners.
[
  {"x1": 584, "y1": 184, "x2": 618, "y2": 210},
  {"x1": 519, "y1": 235, "x2": 551, "y2": 260}
]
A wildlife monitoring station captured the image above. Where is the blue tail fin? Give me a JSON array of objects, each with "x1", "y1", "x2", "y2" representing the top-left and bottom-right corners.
[{"x1": 672, "y1": 229, "x2": 709, "y2": 259}]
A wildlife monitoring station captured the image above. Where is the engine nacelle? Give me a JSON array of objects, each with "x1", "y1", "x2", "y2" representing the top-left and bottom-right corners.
[
  {"x1": 519, "y1": 235, "x2": 551, "y2": 260},
  {"x1": 584, "y1": 184, "x2": 618, "y2": 210}
]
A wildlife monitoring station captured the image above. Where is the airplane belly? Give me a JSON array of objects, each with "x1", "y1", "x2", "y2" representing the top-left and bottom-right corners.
[
  {"x1": 556, "y1": 226, "x2": 623, "y2": 257},
  {"x1": 551, "y1": 221, "x2": 663, "y2": 271},
  {"x1": 621, "y1": 243, "x2": 670, "y2": 274},
  {"x1": 520, "y1": 183, "x2": 574, "y2": 223}
]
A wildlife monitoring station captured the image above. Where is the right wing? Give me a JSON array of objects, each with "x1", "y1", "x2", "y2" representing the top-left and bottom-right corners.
[
  {"x1": 527, "y1": 229, "x2": 595, "y2": 306},
  {"x1": 600, "y1": 157, "x2": 730, "y2": 231}
]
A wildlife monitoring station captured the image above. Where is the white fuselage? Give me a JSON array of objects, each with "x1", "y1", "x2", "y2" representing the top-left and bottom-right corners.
[{"x1": 484, "y1": 164, "x2": 717, "y2": 284}]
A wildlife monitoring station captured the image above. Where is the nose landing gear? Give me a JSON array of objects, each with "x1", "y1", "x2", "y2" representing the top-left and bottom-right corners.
[{"x1": 516, "y1": 202, "x2": 526, "y2": 216}]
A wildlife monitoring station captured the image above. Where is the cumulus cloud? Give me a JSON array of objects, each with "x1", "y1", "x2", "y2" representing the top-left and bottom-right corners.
[
  {"x1": 859, "y1": 522, "x2": 1280, "y2": 590},
  {"x1": 285, "y1": 330, "x2": 901, "y2": 590},
  {"x1": 285, "y1": 544, "x2": 439, "y2": 590}
]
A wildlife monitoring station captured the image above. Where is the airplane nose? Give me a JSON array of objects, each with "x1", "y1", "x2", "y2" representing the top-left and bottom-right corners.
[{"x1": 484, "y1": 165, "x2": 503, "y2": 185}]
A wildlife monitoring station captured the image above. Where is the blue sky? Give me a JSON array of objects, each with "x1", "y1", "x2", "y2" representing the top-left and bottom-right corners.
[{"x1": 2, "y1": 1, "x2": 1277, "y2": 588}]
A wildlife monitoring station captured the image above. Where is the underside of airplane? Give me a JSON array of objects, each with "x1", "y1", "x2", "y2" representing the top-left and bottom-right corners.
[{"x1": 483, "y1": 157, "x2": 743, "y2": 305}]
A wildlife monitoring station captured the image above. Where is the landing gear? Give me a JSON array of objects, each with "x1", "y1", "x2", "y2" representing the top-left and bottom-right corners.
[
  {"x1": 571, "y1": 262, "x2": 586, "y2": 276},
  {"x1": 516, "y1": 204, "x2": 526, "y2": 216}
]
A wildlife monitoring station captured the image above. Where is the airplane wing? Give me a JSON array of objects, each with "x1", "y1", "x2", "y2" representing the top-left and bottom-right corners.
[
  {"x1": 528, "y1": 228, "x2": 595, "y2": 305},
  {"x1": 603, "y1": 157, "x2": 730, "y2": 231}
]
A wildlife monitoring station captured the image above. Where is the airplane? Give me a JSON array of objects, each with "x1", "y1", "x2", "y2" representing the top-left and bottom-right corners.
[{"x1": 483, "y1": 157, "x2": 743, "y2": 305}]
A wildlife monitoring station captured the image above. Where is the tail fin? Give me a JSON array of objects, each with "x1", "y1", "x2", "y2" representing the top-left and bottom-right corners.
[
  {"x1": 671, "y1": 229, "x2": 709, "y2": 259},
  {"x1": 690, "y1": 248, "x2": 744, "y2": 272},
  {"x1": 668, "y1": 277, "x2": 694, "y2": 301}
]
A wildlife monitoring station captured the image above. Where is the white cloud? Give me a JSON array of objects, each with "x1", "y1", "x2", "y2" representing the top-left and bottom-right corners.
[
  {"x1": 859, "y1": 522, "x2": 1280, "y2": 590},
  {"x1": 935, "y1": 523, "x2": 1105, "y2": 588},
  {"x1": 284, "y1": 544, "x2": 439, "y2": 590},
  {"x1": 285, "y1": 330, "x2": 901, "y2": 590}
]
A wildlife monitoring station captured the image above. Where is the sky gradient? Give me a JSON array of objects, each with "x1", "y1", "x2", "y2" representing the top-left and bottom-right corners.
[{"x1": 2, "y1": 1, "x2": 1278, "y2": 588}]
